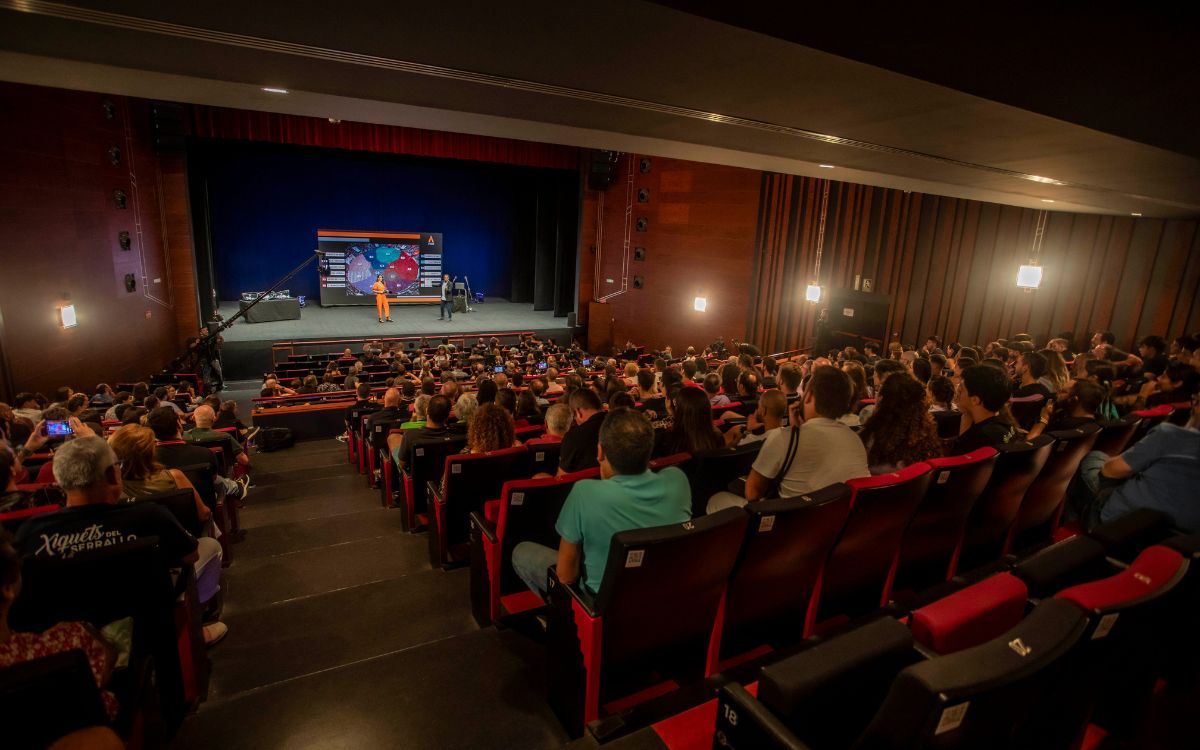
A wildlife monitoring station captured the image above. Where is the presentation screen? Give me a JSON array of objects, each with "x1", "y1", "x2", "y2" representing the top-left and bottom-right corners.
[{"x1": 317, "y1": 230, "x2": 443, "y2": 306}]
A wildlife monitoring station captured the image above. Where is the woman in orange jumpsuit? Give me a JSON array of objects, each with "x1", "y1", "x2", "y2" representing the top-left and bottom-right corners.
[{"x1": 372, "y1": 274, "x2": 392, "y2": 323}]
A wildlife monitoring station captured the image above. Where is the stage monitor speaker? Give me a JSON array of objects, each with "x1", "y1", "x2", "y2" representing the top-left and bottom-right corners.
[{"x1": 453, "y1": 297, "x2": 467, "y2": 313}]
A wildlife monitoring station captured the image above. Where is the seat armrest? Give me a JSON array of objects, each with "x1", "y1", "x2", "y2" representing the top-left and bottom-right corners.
[
  {"x1": 716, "y1": 682, "x2": 814, "y2": 750},
  {"x1": 549, "y1": 565, "x2": 597, "y2": 617},
  {"x1": 469, "y1": 511, "x2": 497, "y2": 543}
]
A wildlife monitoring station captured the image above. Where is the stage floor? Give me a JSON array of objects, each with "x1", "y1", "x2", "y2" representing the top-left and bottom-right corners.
[{"x1": 216, "y1": 297, "x2": 569, "y2": 342}]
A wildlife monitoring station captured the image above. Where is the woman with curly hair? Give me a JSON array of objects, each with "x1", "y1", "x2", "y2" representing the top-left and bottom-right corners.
[
  {"x1": 856, "y1": 372, "x2": 942, "y2": 475},
  {"x1": 465, "y1": 403, "x2": 518, "y2": 454}
]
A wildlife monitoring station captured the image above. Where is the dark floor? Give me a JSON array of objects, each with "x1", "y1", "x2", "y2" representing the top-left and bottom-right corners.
[{"x1": 172, "y1": 438, "x2": 569, "y2": 749}]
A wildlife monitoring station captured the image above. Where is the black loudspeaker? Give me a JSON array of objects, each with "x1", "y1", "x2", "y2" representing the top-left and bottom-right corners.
[
  {"x1": 639, "y1": 157, "x2": 652, "y2": 174},
  {"x1": 124, "y1": 274, "x2": 136, "y2": 293},
  {"x1": 637, "y1": 188, "x2": 650, "y2": 203},
  {"x1": 635, "y1": 217, "x2": 648, "y2": 232},
  {"x1": 150, "y1": 102, "x2": 187, "y2": 154},
  {"x1": 633, "y1": 247, "x2": 646, "y2": 261},
  {"x1": 633, "y1": 276, "x2": 645, "y2": 289},
  {"x1": 102, "y1": 100, "x2": 115, "y2": 120},
  {"x1": 107, "y1": 146, "x2": 121, "y2": 166},
  {"x1": 118, "y1": 231, "x2": 131, "y2": 251},
  {"x1": 587, "y1": 150, "x2": 621, "y2": 191},
  {"x1": 113, "y1": 190, "x2": 127, "y2": 209}
]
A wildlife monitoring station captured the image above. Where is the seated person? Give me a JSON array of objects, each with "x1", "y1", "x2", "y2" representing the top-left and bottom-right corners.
[
  {"x1": 656, "y1": 386, "x2": 722, "y2": 456},
  {"x1": 514, "y1": 390, "x2": 542, "y2": 424},
  {"x1": 703, "y1": 373, "x2": 731, "y2": 407},
  {"x1": 557, "y1": 389, "x2": 606, "y2": 475},
  {"x1": 707, "y1": 366, "x2": 870, "y2": 512},
  {"x1": 0, "y1": 447, "x2": 32, "y2": 513},
  {"x1": 1026, "y1": 380, "x2": 1106, "y2": 440},
  {"x1": 1073, "y1": 393, "x2": 1199, "y2": 532},
  {"x1": 184, "y1": 405, "x2": 250, "y2": 472},
  {"x1": 213, "y1": 399, "x2": 258, "y2": 443},
  {"x1": 856, "y1": 373, "x2": 942, "y2": 474},
  {"x1": 0, "y1": 537, "x2": 120, "y2": 720},
  {"x1": 451, "y1": 393, "x2": 478, "y2": 433},
  {"x1": 527, "y1": 403, "x2": 571, "y2": 445},
  {"x1": 387, "y1": 395, "x2": 452, "y2": 472},
  {"x1": 108, "y1": 424, "x2": 213, "y2": 531},
  {"x1": 511, "y1": 408, "x2": 690, "y2": 598},
  {"x1": 12, "y1": 437, "x2": 227, "y2": 645},
  {"x1": 927, "y1": 375, "x2": 956, "y2": 413},
  {"x1": 723, "y1": 388, "x2": 787, "y2": 448},
  {"x1": 1011, "y1": 351, "x2": 1054, "y2": 430},
  {"x1": 949, "y1": 365, "x2": 1017, "y2": 455},
  {"x1": 400, "y1": 394, "x2": 430, "y2": 430},
  {"x1": 1144, "y1": 361, "x2": 1199, "y2": 408},
  {"x1": 147, "y1": 406, "x2": 246, "y2": 501},
  {"x1": 463, "y1": 404, "x2": 519, "y2": 454},
  {"x1": 857, "y1": 359, "x2": 906, "y2": 423}
]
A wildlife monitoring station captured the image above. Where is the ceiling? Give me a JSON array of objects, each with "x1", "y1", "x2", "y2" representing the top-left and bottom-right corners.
[{"x1": 1, "y1": 0, "x2": 1197, "y2": 218}]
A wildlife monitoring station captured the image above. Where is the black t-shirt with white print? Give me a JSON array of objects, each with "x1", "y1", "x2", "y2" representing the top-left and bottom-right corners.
[{"x1": 14, "y1": 503, "x2": 197, "y2": 563}]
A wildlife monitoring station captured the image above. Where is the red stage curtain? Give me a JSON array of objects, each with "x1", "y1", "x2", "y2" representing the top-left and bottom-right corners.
[{"x1": 189, "y1": 105, "x2": 580, "y2": 171}]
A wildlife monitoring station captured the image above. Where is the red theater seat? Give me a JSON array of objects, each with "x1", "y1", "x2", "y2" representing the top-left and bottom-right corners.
[
  {"x1": 546, "y1": 508, "x2": 747, "y2": 736},
  {"x1": 895, "y1": 447, "x2": 998, "y2": 591},
  {"x1": 810, "y1": 464, "x2": 934, "y2": 631},
  {"x1": 428, "y1": 446, "x2": 531, "y2": 567},
  {"x1": 398, "y1": 434, "x2": 466, "y2": 532},
  {"x1": 468, "y1": 468, "x2": 600, "y2": 626}
]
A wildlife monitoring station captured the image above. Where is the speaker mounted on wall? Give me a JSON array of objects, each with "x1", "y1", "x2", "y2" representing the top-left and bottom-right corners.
[
  {"x1": 124, "y1": 274, "x2": 137, "y2": 293},
  {"x1": 633, "y1": 275, "x2": 645, "y2": 289},
  {"x1": 635, "y1": 217, "x2": 648, "y2": 232},
  {"x1": 118, "y1": 231, "x2": 131, "y2": 251},
  {"x1": 587, "y1": 150, "x2": 621, "y2": 191},
  {"x1": 113, "y1": 190, "x2": 127, "y2": 209},
  {"x1": 633, "y1": 247, "x2": 646, "y2": 261},
  {"x1": 639, "y1": 157, "x2": 652, "y2": 174},
  {"x1": 637, "y1": 188, "x2": 650, "y2": 203},
  {"x1": 107, "y1": 146, "x2": 121, "y2": 166}
]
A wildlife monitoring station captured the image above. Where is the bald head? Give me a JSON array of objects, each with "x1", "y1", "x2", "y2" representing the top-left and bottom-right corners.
[
  {"x1": 758, "y1": 389, "x2": 787, "y2": 420},
  {"x1": 383, "y1": 387, "x2": 401, "y2": 408},
  {"x1": 193, "y1": 404, "x2": 216, "y2": 427}
]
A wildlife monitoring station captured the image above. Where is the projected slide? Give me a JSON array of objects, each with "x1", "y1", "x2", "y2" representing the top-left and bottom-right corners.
[{"x1": 317, "y1": 230, "x2": 443, "y2": 306}]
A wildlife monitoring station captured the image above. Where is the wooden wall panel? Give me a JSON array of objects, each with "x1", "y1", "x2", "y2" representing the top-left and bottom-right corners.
[
  {"x1": 578, "y1": 155, "x2": 760, "y2": 356},
  {"x1": 0, "y1": 82, "x2": 195, "y2": 397}
]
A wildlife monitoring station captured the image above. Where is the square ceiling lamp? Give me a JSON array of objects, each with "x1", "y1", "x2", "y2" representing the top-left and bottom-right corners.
[
  {"x1": 1016, "y1": 264, "x2": 1043, "y2": 290},
  {"x1": 693, "y1": 296, "x2": 707, "y2": 312},
  {"x1": 805, "y1": 284, "x2": 822, "y2": 303},
  {"x1": 59, "y1": 304, "x2": 78, "y2": 328}
]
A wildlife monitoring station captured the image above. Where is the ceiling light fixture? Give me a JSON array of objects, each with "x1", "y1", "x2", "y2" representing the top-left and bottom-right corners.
[
  {"x1": 1131, "y1": 212, "x2": 1142, "y2": 217},
  {"x1": 818, "y1": 164, "x2": 835, "y2": 169},
  {"x1": 806, "y1": 180, "x2": 831, "y2": 304},
  {"x1": 1041, "y1": 199, "x2": 1055, "y2": 203},
  {"x1": 261, "y1": 87, "x2": 290, "y2": 94},
  {"x1": 1026, "y1": 175, "x2": 1067, "y2": 185},
  {"x1": 59, "y1": 304, "x2": 78, "y2": 329},
  {"x1": 693, "y1": 296, "x2": 707, "y2": 312},
  {"x1": 1017, "y1": 210, "x2": 1048, "y2": 291}
]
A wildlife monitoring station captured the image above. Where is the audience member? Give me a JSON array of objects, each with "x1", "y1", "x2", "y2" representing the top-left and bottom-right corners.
[
  {"x1": 465, "y1": 403, "x2": 517, "y2": 453},
  {"x1": 857, "y1": 359, "x2": 906, "y2": 423},
  {"x1": 707, "y1": 366, "x2": 869, "y2": 512},
  {"x1": 147, "y1": 406, "x2": 246, "y2": 501},
  {"x1": 388, "y1": 395, "x2": 453, "y2": 471},
  {"x1": 512, "y1": 408, "x2": 690, "y2": 597},
  {"x1": 185, "y1": 405, "x2": 250, "y2": 471},
  {"x1": 1026, "y1": 380, "x2": 1106, "y2": 440},
  {"x1": 857, "y1": 373, "x2": 942, "y2": 474},
  {"x1": 658, "y1": 386, "x2": 722, "y2": 457},
  {"x1": 950, "y1": 365, "x2": 1016, "y2": 455},
  {"x1": 724, "y1": 388, "x2": 786, "y2": 448},
  {"x1": 558, "y1": 389, "x2": 605, "y2": 475},
  {"x1": 108, "y1": 424, "x2": 213, "y2": 529},
  {"x1": 927, "y1": 376, "x2": 956, "y2": 412},
  {"x1": 702, "y1": 373, "x2": 731, "y2": 407}
]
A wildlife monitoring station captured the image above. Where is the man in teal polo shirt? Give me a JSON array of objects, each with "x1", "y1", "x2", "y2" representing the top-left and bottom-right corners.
[{"x1": 512, "y1": 407, "x2": 691, "y2": 597}]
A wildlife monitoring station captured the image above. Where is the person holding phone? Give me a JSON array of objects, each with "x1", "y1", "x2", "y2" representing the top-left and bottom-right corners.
[{"x1": 372, "y1": 274, "x2": 392, "y2": 324}]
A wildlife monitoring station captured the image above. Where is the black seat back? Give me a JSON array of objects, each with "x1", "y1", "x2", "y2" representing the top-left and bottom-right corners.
[
  {"x1": 442, "y1": 447, "x2": 531, "y2": 548},
  {"x1": 722, "y1": 485, "x2": 852, "y2": 656},
  {"x1": 407, "y1": 435, "x2": 467, "y2": 515},
  {"x1": 933, "y1": 409, "x2": 963, "y2": 439},
  {"x1": 191, "y1": 438, "x2": 235, "y2": 475},
  {"x1": 854, "y1": 599, "x2": 1089, "y2": 750},
  {"x1": 758, "y1": 617, "x2": 920, "y2": 750},
  {"x1": 0, "y1": 650, "x2": 109, "y2": 750},
  {"x1": 896, "y1": 449, "x2": 997, "y2": 589},
  {"x1": 176, "y1": 462, "x2": 217, "y2": 514},
  {"x1": 1012, "y1": 424, "x2": 1101, "y2": 548},
  {"x1": 960, "y1": 436, "x2": 1054, "y2": 567},
  {"x1": 682, "y1": 442, "x2": 762, "y2": 517},
  {"x1": 528, "y1": 441, "x2": 563, "y2": 476},
  {"x1": 1093, "y1": 415, "x2": 1140, "y2": 456},
  {"x1": 9, "y1": 538, "x2": 191, "y2": 724},
  {"x1": 595, "y1": 508, "x2": 748, "y2": 682},
  {"x1": 135, "y1": 487, "x2": 203, "y2": 537}
]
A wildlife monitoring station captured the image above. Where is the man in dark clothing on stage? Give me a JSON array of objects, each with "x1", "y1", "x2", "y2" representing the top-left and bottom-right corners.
[{"x1": 439, "y1": 273, "x2": 453, "y2": 321}]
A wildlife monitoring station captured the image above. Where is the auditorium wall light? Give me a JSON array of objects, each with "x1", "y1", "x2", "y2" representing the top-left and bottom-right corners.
[
  {"x1": 693, "y1": 296, "x2": 707, "y2": 312},
  {"x1": 805, "y1": 284, "x2": 823, "y2": 302},
  {"x1": 818, "y1": 164, "x2": 835, "y2": 169},
  {"x1": 261, "y1": 87, "x2": 290, "y2": 94},
  {"x1": 1016, "y1": 265, "x2": 1043, "y2": 289},
  {"x1": 59, "y1": 304, "x2": 78, "y2": 329},
  {"x1": 1017, "y1": 210, "x2": 1048, "y2": 291}
]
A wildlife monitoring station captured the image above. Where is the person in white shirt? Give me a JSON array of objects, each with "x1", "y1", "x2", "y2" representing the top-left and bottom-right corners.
[{"x1": 707, "y1": 366, "x2": 869, "y2": 513}]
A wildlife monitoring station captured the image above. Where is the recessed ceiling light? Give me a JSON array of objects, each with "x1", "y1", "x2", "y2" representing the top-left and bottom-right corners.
[
  {"x1": 261, "y1": 87, "x2": 289, "y2": 94},
  {"x1": 1027, "y1": 175, "x2": 1066, "y2": 185},
  {"x1": 818, "y1": 164, "x2": 835, "y2": 169},
  {"x1": 1131, "y1": 212, "x2": 1142, "y2": 217},
  {"x1": 1041, "y1": 199, "x2": 1055, "y2": 203}
]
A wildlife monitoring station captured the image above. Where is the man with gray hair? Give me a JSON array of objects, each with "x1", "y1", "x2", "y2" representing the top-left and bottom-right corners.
[
  {"x1": 13, "y1": 436, "x2": 228, "y2": 646},
  {"x1": 527, "y1": 403, "x2": 572, "y2": 446}
]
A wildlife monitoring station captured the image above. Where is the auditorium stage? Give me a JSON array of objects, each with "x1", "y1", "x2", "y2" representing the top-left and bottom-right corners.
[{"x1": 215, "y1": 297, "x2": 574, "y2": 380}]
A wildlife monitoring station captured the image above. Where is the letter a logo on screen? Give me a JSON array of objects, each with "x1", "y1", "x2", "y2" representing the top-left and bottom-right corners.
[{"x1": 426, "y1": 236, "x2": 435, "y2": 245}]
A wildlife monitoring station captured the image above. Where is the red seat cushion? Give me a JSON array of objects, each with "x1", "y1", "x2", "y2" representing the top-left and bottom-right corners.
[
  {"x1": 482, "y1": 499, "x2": 501, "y2": 525},
  {"x1": 911, "y1": 572, "x2": 1028, "y2": 654},
  {"x1": 1056, "y1": 545, "x2": 1184, "y2": 611}
]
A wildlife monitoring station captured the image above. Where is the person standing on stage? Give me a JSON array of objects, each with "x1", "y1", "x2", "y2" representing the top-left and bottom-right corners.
[
  {"x1": 439, "y1": 273, "x2": 453, "y2": 322},
  {"x1": 372, "y1": 274, "x2": 392, "y2": 324}
]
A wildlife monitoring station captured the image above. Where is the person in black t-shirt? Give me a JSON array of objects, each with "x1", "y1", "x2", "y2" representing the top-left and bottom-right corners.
[
  {"x1": 1011, "y1": 351, "x2": 1054, "y2": 430},
  {"x1": 950, "y1": 365, "x2": 1016, "y2": 455},
  {"x1": 388, "y1": 395, "x2": 453, "y2": 471},
  {"x1": 557, "y1": 389, "x2": 605, "y2": 475},
  {"x1": 1026, "y1": 380, "x2": 1105, "y2": 440},
  {"x1": 1137, "y1": 336, "x2": 1170, "y2": 380},
  {"x1": 12, "y1": 436, "x2": 228, "y2": 645}
]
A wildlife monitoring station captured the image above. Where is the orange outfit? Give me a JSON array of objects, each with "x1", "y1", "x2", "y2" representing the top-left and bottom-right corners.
[{"x1": 372, "y1": 281, "x2": 390, "y2": 319}]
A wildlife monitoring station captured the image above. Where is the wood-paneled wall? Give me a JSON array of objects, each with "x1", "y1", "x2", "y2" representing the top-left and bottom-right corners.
[
  {"x1": 579, "y1": 155, "x2": 761, "y2": 356},
  {"x1": 750, "y1": 174, "x2": 1200, "y2": 354},
  {"x1": 0, "y1": 82, "x2": 197, "y2": 397}
]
